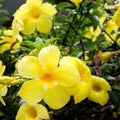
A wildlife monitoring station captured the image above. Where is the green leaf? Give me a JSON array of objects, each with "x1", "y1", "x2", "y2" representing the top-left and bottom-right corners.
[
  {"x1": 0, "y1": 9, "x2": 9, "y2": 15},
  {"x1": 0, "y1": 17, "x2": 9, "y2": 22},
  {"x1": 104, "y1": 76, "x2": 116, "y2": 81},
  {"x1": 112, "y1": 85, "x2": 120, "y2": 91},
  {"x1": 57, "y1": 2, "x2": 73, "y2": 11},
  {"x1": 109, "y1": 91, "x2": 120, "y2": 108}
]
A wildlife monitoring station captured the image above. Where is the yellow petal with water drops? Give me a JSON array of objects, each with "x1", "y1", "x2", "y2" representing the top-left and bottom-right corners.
[
  {"x1": 88, "y1": 90, "x2": 109, "y2": 105},
  {"x1": 40, "y1": 3, "x2": 57, "y2": 17},
  {"x1": 71, "y1": 82, "x2": 91, "y2": 104},
  {"x1": 19, "y1": 80, "x2": 43, "y2": 104},
  {"x1": 22, "y1": 19, "x2": 36, "y2": 34},
  {"x1": 63, "y1": 57, "x2": 91, "y2": 84},
  {"x1": 92, "y1": 76, "x2": 111, "y2": 91},
  {"x1": 44, "y1": 85, "x2": 70, "y2": 109},
  {"x1": 18, "y1": 56, "x2": 41, "y2": 79},
  {"x1": 16, "y1": 103, "x2": 49, "y2": 120},
  {"x1": 38, "y1": 45, "x2": 60, "y2": 70},
  {"x1": 35, "y1": 104, "x2": 49, "y2": 119},
  {"x1": 36, "y1": 16, "x2": 52, "y2": 33},
  {"x1": 56, "y1": 57, "x2": 80, "y2": 87}
]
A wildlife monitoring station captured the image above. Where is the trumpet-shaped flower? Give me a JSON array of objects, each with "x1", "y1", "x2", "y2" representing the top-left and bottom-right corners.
[
  {"x1": 0, "y1": 30, "x2": 22, "y2": 53},
  {"x1": 60, "y1": 57, "x2": 92, "y2": 103},
  {"x1": 16, "y1": 102, "x2": 49, "y2": 120},
  {"x1": 12, "y1": 0, "x2": 57, "y2": 36},
  {"x1": 94, "y1": 50, "x2": 120, "y2": 64},
  {"x1": 0, "y1": 61, "x2": 7, "y2": 105},
  {"x1": 113, "y1": 7, "x2": 120, "y2": 27},
  {"x1": 71, "y1": 0, "x2": 82, "y2": 5},
  {"x1": 88, "y1": 76, "x2": 111, "y2": 105},
  {"x1": 17, "y1": 46, "x2": 80, "y2": 109}
]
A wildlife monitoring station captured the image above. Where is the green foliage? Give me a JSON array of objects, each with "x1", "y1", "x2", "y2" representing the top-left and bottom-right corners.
[{"x1": 0, "y1": 0, "x2": 9, "y2": 22}]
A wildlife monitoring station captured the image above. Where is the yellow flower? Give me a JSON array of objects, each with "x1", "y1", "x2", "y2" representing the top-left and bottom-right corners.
[
  {"x1": 60, "y1": 57, "x2": 92, "y2": 103},
  {"x1": 88, "y1": 76, "x2": 111, "y2": 105},
  {"x1": 17, "y1": 46, "x2": 80, "y2": 109},
  {"x1": 85, "y1": 26, "x2": 101, "y2": 41},
  {"x1": 0, "y1": 61, "x2": 7, "y2": 105},
  {"x1": 95, "y1": 50, "x2": 120, "y2": 64},
  {"x1": 113, "y1": 7, "x2": 120, "y2": 27},
  {"x1": 71, "y1": 0, "x2": 82, "y2": 5},
  {"x1": 16, "y1": 103, "x2": 49, "y2": 120},
  {"x1": 105, "y1": 19, "x2": 118, "y2": 33},
  {"x1": 0, "y1": 30, "x2": 22, "y2": 53},
  {"x1": 12, "y1": 0, "x2": 57, "y2": 35}
]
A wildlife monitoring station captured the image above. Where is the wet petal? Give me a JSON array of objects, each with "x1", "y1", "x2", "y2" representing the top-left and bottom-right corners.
[
  {"x1": 38, "y1": 46, "x2": 60, "y2": 70},
  {"x1": 40, "y1": 3, "x2": 57, "y2": 16},
  {"x1": 35, "y1": 104, "x2": 49, "y2": 119},
  {"x1": 62, "y1": 56, "x2": 91, "y2": 84},
  {"x1": 16, "y1": 103, "x2": 49, "y2": 120},
  {"x1": 36, "y1": 16, "x2": 52, "y2": 33},
  {"x1": 18, "y1": 56, "x2": 41, "y2": 79},
  {"x1": 88, "y1": 91, "x2": 109, "y2": 105},
  {"x1": 44, "y1": 85, "x2": 70, "y2": 109},
  {"x1": 92, "y1": 76, "x2": 111, "y2": 91},
  {"x1": 56, "y1": 57, "x2": 80, "y2": 87},
  {"x1": 71, "y1": 82, "x2": 91, "y2": 104},
  {"x1": 19, "y1": 80, "x2": 43, "y2": 104},
  {"x1": 22, "y1": 19, "x2": 36, "y2": 34}
]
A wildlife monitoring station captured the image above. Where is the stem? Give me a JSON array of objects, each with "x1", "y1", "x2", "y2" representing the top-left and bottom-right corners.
[
  {"x1": 67, "y1": 20, "x2": 85, "y2": 60},
  {"x1": 62, "y1": 5, "x2": 81, "y2": 45}
]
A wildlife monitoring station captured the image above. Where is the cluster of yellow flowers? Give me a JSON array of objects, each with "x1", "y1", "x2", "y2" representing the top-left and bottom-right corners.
[
  {"x1": 14, "y1": 45, "x2": 111, "y2": 120},
  {"x1": 2, "y1": 0, "x2": 120, "y2": 119}
]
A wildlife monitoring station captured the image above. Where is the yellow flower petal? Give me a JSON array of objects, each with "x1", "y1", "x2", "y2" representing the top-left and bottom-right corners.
[
  {"x1": 61, "y1": 57, "x2": 92, "y2": 103},
  {"x1": 22, "y1": 19, "x2": 36, "y2": 34},
  {"x1": 26, "y1": 0, "x2": 42, "y2": 5},
  {"x1": 38, "y1": 46, "x2": 60, "y2": 70},
  {"x1": 88, "y1": 76, "x2": 111, "y2": 105},
  {"x1": 88, "y1": 91, "x2": 109, "y2": 105},
  {"x1": 44, "y1": 85, "x2": 70, "y2": 109},
  {"x1": 16, "y1": 103, "x2": 49, "y2": 120},
  {"x1": 19, "y1": 80, "x2": 43, "y2": 104},
  {"x1": 56, "y1": 57, "x2": 80, "y2": 87},
  {"x1": 40, "y1": 3, "x2": 57, "y2": 16},
  {"x1": 71, "y1": 82, "x2": 90, "y2": 103},
  {"x1": 18, "y1": 56, "x2": 41, "y2": 79},
  {"x1": 91, "y1": 76, "x2": 111, "y2": 91},
  {"x1": 12, "y1": 19, "x2": 24, "y2": 40},
  {"x1": 36, "y1": 16, "x2": 52, "y2": 33}
]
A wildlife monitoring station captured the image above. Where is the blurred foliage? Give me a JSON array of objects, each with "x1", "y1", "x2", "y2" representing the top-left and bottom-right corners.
[{"x1": 0, "y1": 0, "x2": 120, "y2": 120}]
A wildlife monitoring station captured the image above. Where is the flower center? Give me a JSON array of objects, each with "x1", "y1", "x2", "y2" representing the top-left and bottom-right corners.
[
  {"x1": 41, "y1": 71, "x2": 55, "y2": 82},
  {"x1": 27, "y1": 106, "x2": 37, "y2": 119},
  {"x1": 93, "y1": 84, "x2": 102, "y2": 92},
  {"x1": 31, "y1": 9, "x2": 40, "y2": 19}
]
